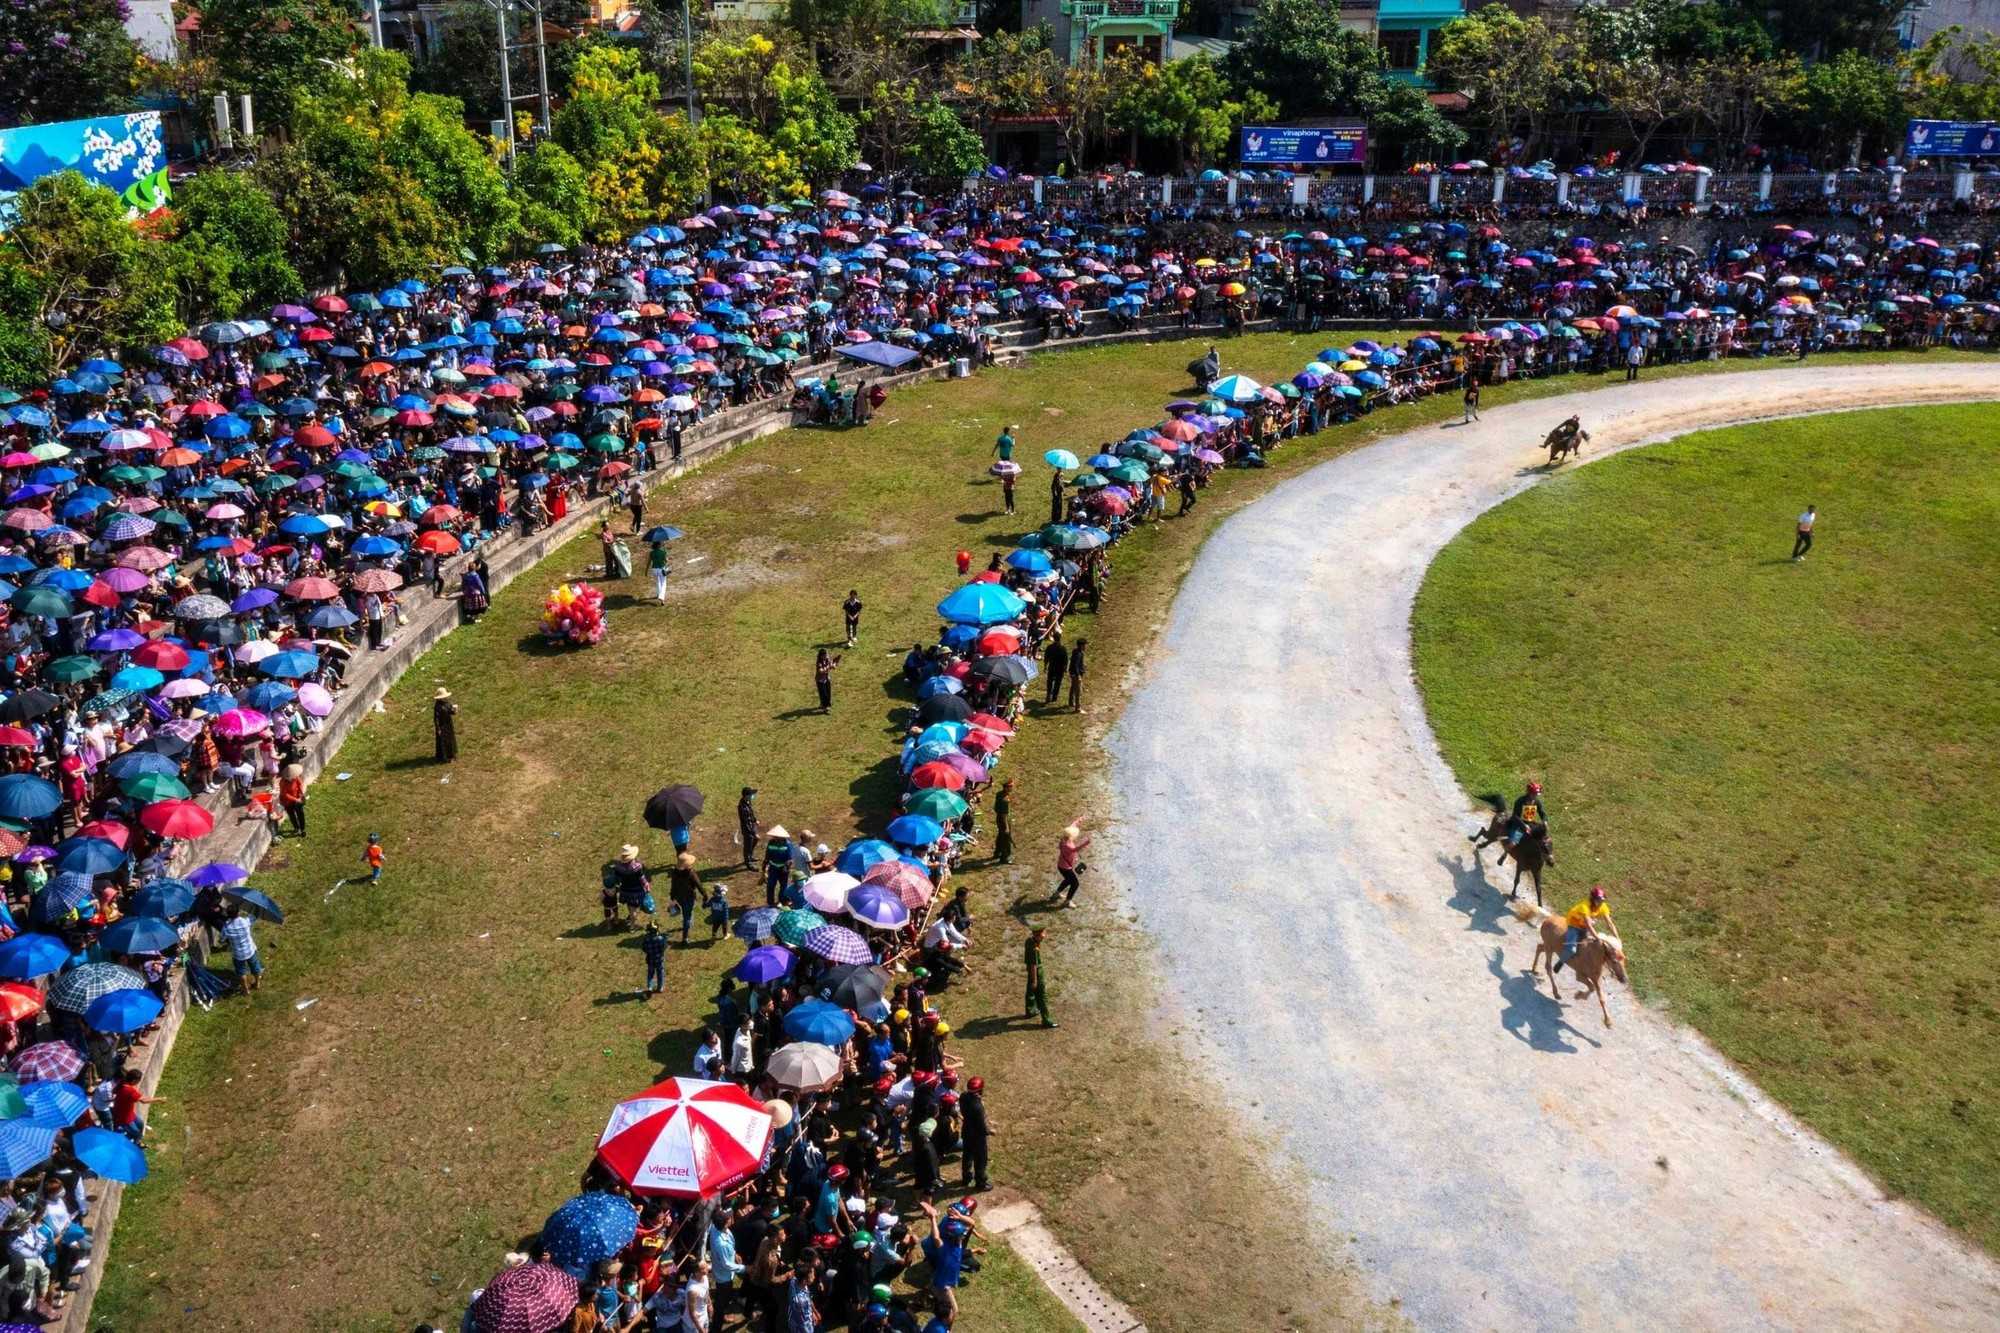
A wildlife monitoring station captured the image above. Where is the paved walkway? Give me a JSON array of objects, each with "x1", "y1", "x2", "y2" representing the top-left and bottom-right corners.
[{"x1": 1106, "y1": 364, "x2": 2000, "y2": 1330}]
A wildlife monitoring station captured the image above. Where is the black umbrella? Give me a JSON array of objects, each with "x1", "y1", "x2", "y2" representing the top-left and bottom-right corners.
[
  {"x1": 189, "y1": 619, "x2": 248, "y2": 646},
  {"x1": 817, "y1": 963, "x2": 891, "y2": 1012},
  {"x1": 969, "y1": 655, "x2": 1037, "y2": 686},
  {"x1": 0, "y1": 690, "x2": 60, "y2": 723},
  {"x1": 915, "y1": 694, "x2": 973, "y2": 725},
  {"x1": 132, "y1": 733, "x2": 191, "y2": 758},
  {"x1": 643, "y1": 785, "x2": 705, "y2": 830}
]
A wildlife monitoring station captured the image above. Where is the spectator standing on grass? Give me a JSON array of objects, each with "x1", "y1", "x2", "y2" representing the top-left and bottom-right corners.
[
  {"x1": 222, "y1": 907, "x2": 261, "y2": 993},
  {"x1": 843, "y1": 590, "x2": 863, "y2": 648},
  {"x1": 433, "y1": 688, "x2": 458, "y2": 763},
  {"x1": 1024, "y1": 926, "x2": 1055, "y2": 1028},
  {"x1": 814, "y1": 649, "x2": 841, "y2": 713},
  {"x1": 641, "y1": 922, "x2": 666, "y2": 996},
  {"x1": 1053, "y1": 819, "x2": 1090, "y2": 905},
  {"x1": 738, "y1": 788, "x2": 759, "y2": 870},
  {"x1": 991, "y1": 779, "x2": 1014, "y2": 865},
  {"x1": 1625, "y1": 341, "x2": 1644, "y2": 382},
  {"x1": 1066, "y1": 638, "x2": 1088, "y2": 711},
  {"x1": 1463, "y1": 378, "x2": 1481, "y2": 423},
  {"x1": 1041, "y1": 633, "x2": 1067, "y2": 705},
  {"x1": 669, "y1": 853, "x2": 701, "y2": 946},
  {"x1": 958, "y1": 1076, "x2": 992, "y2": 1191},
  {"x1": 279, "y1": 763, "x2": 306, "y2": 837},
  {"x1": 1793, "y1": 504, "x2": 1816, "y2": 561}
]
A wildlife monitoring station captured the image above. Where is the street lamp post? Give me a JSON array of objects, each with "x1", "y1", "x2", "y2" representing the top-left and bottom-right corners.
[{"x1": 682, "y1": 0, "x2": 698, "y2": 125}]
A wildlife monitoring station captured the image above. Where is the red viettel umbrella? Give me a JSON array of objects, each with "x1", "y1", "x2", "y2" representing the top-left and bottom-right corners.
[
  {"x1": 469, "y1": 1261, "x2": 578, "y2": 1333},
  {"x1": 140, "y1": 799, "x2": 215, "y2": 841},
  {"x1": 596, "y1": 1077, "x2": 774, "y2": 1198}
]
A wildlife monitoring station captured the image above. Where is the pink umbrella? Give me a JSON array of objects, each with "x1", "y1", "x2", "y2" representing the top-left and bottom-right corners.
[
  {"x1": 212, "y1": 708, "x2": 269, "y2": 738},
  {"x1": 468, "y1": 1261, "x2": 579, "y2": 1333},
  {"x1": 157, "y1": 678, "x2": 210, "y2": 700},
  {"x1": 800, "y1": 872, "x2": 858, "y2": 915},
  {"x1": 98, "y1": 567, "x2": 150, "y2": 593},
  {"x1": 115, "y1": 547, "x2": 174, "y2": 572},
  {"x1": 234, "y1": 641, "x2": 278, "y2": 663},
  {"x1": 296, "y1": 682, "x2": 334, "y2": 717},
  {"x1": 859, "y1": 858, "x2": 934, "y2": 908},
  {"x1": 204, "y1": 503, "x2": 245, "y2": 521}
]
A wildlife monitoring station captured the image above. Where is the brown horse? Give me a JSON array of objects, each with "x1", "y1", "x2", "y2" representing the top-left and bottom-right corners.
[
  {"x1": 1470, "y1": 812, "x2": 1555, "y2": 904},
  {"x1": 1512, "y1": 901, "x2": 1627, "y2": 1027},
  {"x1": 1543, "y1": 417, "x2": 1589, "y2": 466}
]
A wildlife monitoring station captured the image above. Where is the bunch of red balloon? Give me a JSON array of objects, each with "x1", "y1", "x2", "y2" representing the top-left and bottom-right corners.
[{"x1": 542, "y1": 582, "x2": 607, "y2": 646}]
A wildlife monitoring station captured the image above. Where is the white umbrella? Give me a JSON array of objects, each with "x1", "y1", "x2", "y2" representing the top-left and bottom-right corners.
[
  {"x1": 800, "y1": 872, "x2": 858, "y2": 915},
  {"x1": 766, "y1": 1042, "x2": 842, "y2": 1091}
]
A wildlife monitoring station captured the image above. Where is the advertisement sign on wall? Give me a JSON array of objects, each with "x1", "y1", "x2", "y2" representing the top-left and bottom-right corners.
[
  {"x1": 1239, "y1": 125, "x2": 1367, "y2": 166},
  {"x1": 0, "y1": 113, "x2": 170, "y2": 226},
  {"x1": 1905, "y1": 119, "x2": 2000, "y2": 157}
]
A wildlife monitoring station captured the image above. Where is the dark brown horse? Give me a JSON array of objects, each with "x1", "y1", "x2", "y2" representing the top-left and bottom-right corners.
[
  {"x1": 1471, "y1": 811, "x2": 1555, "y2": 904},
  {"x1": 1543, "y1": 416, "x2": 1589, "y2": 466}
]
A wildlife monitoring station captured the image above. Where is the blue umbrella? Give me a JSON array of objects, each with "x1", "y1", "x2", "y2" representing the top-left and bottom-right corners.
[
  {"x1": 782, "y1": 998, "x2": 856, "y2": 1046},
  {"x1": 833, "y1": 839, "x2": 898, "y2": 877},
  {"x1": 0, "y1": 933, "x2": 71, "y2": 979},
  {"x1": 259, "y1": 650, "x2": 320, "y2": 679},
  {"x1": 232, "y1": 587, "x2": 280, "y2": 613},
  {"x1": 542, "y1": 1192, "x2": 639, "y2": 1273},
  {"x1": 351, "y1": 535, "x2": 401, "y2": 557},
  {"x1": 731, "y1": 906, "x2": 780, "y2": 943},
  {"x1": 307, "y1": 604, "x2": 360, "y2": 629},
  {"x1": 223, "y1": 886, "x2": 284, "y2": 922},
  {"x1": 109, "y1": 666, "x2": 165, "y2": 692},
  {"x1": 916, "y1": 676, "x2": 962, "y2": 700},
  {"x1": 99, "y1": 915, "x2": 180, "y2": 955},
  {"x1": 130, "y1": 878, "x2": 196, "y2": 919},
  {"x1": 84, "y1": 988, "x2": 164, "y2": 1033},
  {"x1": 242, "y1": 682, "x2": 298, "y2": 712},
  {"x1": 278, "y1": 514, "x2": 332, "y2": 536},
  {"x1": 73, "y1": 1126, "x2": 147, "y2": 1184},
  {"x1": 935, "y1": 583, "x2": 1026, "y2": 626},
  {"x1": 0, "y1": 774, "x2": 59, "y2": 821},
  {"x1": 0, "y1": 1121, "x2": 57, "y2": 1179},
  {"x1": 35, "y1": 870, "x2": 97, "y2": 920},
  {"x1": 20, "y1": 1080, "x2": 87, "y2": 1131},
  {"x1": 886, "y1": 814, "x2": 943, "y2": 847},
  {"x1": 733, "y1": 943, "x2": 795, "y2": 984},
  {"x1": 1005, "y1": 549, "x2": 1053, "y2": 574},
  {"x1": 55, "y1": 839, "x2": 123, "y2": 875}
]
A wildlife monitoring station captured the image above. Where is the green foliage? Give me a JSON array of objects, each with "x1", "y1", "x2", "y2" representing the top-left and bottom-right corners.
[
  {"x1": 1905, "y1": 27, "x2": 2000, "y2": 123},
  {"x1": 1802, "y1": 48, "x2": 1905, "y2": 162},
  {"x1": 511, "y1": 143, "x2": 591, "y2": 252},
  {"x1": 197, "y1": 0, "x2": 363, "y2": 129},
  {"x1": 0, "y1": 173, "x2": 178, "y2": 370},
  {"x1": 957, "y1": 24, "x2": 1064, "y2": 127},
  {"x1": 551, "y1": 46, "x2": 707, "y2": 241},
  {"x1": 164, "y1": 169, "x2": 302, "y2": 320},
  {"x1": 1363, "y1": 76, "x2": 1466, "y2": 166},
  {"x1": 788, "y1": 0, "x2": 952, "y2": 47},
  {"x1": 383, "y1": 93, "x2": 520, "y2": 262},
  {"x1": 0, "y1": 0, "x2": 147, "y2": 125},
  {"x1": 908, "y1": 95, "x2": 989, "y2": 184},
  {"x1": 411, "y1": 3, "x2": 507, "y2": 123},
  {"x1": 0, "y1": 259, "x2": 53, "y2": 388},
  {"x1": 1427, "y1": 5, "x2": 1572, "y2": 157},
  {"x1": 1224, "y1": 0, "x2": 1386, "y2": 121},
  {"x1": 1109, "y1": 53, "x2": 1276, "y2": 169},
  {"x1": 695, "y1": 32, "x2": 857, "y2": 183}
]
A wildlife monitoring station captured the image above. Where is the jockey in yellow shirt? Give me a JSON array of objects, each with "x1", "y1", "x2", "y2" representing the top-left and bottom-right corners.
[{"x1": 1553, "y1": 885, "x2": 1616, "y2": 974}]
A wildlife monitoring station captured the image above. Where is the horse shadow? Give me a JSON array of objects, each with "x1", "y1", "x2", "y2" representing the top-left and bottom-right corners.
[
  {"x1": 1438, "y1": 851, "x2": 1511, "y2": 937},
  {"x1": 1489, "y1": 947, "x2": 1599, "y2": 1054}
]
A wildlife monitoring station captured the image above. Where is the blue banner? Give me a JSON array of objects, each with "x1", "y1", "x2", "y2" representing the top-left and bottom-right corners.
[
  {"x1": 1239, "y1": 126, "x2": 1367, "y2": 167},
  {"x1": 0, "y1": 113, "x2": 170, "y2": 224},
  {"x1": 1905, "y1": 119, "x2": 2000, "y2": 157}
]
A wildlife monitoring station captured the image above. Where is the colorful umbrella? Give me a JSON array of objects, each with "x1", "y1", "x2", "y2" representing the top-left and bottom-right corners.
[
  {"x1": 595, "y1": 1077, "x2": 775, "y2": 1197},
  {"x1": 468, "y1": 1262, "x2": 578, "y2": 1333},
  {"x1": 10, "y1": 1042, "x2": 84, "y2": 1083},
  {"x1": 858, "y1": 859, "x2": 934, "y2": 908},
  {"x1": 541, "y1": 1192, "x2": 640, "y2": 1273},
  {"x1": 800, "y1": 923, "x2": 873, "y2": 965}
]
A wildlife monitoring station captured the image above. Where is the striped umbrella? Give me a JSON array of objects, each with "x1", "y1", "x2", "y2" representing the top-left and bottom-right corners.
[
  {"x1": 800, "y1": 923, "x2": 873, "y2": 965},
  {"x1": 859, "y1": 859, "x2": 935, "y2": 908},
  {"x1": 48, "y1": 962, "x2": 146, "y2": 1014},
  {"x1": 596, "y1": 1078, "x2": 774, "y2": 1198},
  {"x1": 469, "y1": 1262, "x2": 578, "y2": 1333},
  {"x1": 10, "y1": 1042, "x2": 84, "y2": 1083},
  {"x1": 19, "y1": 1079, "x2": 86, "y2": 1130},
  {"x1": 730, "y1": 907, "x2": 779, "y2": 943}
]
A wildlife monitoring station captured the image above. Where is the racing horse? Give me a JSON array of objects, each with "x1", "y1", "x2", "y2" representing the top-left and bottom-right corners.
[
  {"x1": 1543, "y1": 416, "x2": 1589, "y2": 466},
  {"x1": 1470, "y1": 809, "x2": 1556, "y2": 904},
  {"x1": 1512, "y1": 900, "x2": 1627, "y2": 1027}
]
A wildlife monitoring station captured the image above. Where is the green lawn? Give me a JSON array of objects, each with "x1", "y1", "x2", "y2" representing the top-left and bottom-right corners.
[
  {"x1": 1412, "y1": 405, "x2": 2000, "y2": 1252},
  {"x1": 93, "y1": 341, "x2": 1981, "y2": 1332}
]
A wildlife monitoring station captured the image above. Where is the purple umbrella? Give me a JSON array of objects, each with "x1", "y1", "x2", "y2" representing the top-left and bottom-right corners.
[
  {"x1": 186, "y1": 862, "x2": 249, "y2": 887},
  {"x1": 800, "y1": 923, "x2": 873, "y2": 965},
  {"x1": 733, "y1": 944, "x2": 794, "y2": 984},
  {"x1": 98, "y1": 568, "x2": 150, "y2": 594},
  {"x1": 87, "y1": 629, "x2": 145, "y2": 653},
  {"x1": 845, "y1": 885, "x2": 909, "y2": 930},
  {"x1": 231, "y1": 588, "x2": 279, "y2": 614}
]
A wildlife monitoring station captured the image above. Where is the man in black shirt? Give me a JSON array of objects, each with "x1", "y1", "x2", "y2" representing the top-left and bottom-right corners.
[
  {"x1": 737, "y1": 787, "x2": 758, "y2": 870},
  {"x1": 1042, "y1": 634, "x2": 1068, "y2": 705},
  {"x1": 958, "y1": 1077, "x2": 991, "y2": 1191}
]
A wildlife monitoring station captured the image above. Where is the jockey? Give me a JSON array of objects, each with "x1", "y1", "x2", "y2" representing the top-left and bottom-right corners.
[
  {"x1": 1505, "y1": 781, "x2": 1546, "y2": 846},
  {"x1": 1553, "y1": 886, "x2": 1616, "y2": 973}
]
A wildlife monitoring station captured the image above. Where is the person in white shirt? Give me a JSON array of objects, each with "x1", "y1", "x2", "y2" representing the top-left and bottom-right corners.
[
  {"x1": 920, "y1": 917, "x2": 967, "y2": 952},
  {"x1": 681, "y1": 1258, "x2": 712, "y2": 1332},
  {"x1": 729, "y1": 1023, "x2": 755, "y2": 1083}
]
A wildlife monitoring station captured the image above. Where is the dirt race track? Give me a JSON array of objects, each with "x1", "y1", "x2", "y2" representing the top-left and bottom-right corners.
[{"x1": 1106, "y1": 363, "x2": 2000, "y2": 1330}]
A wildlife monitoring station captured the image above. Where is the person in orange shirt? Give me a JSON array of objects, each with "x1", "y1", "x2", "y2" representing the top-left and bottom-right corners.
[
  {"x1": 365, "y1": 833, "x2": 385, "y2": 883},
  {"x1": 278, "y1": 764, "x2": 306, "y2": 837}
]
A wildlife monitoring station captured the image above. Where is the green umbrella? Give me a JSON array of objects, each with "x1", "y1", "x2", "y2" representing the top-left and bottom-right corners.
[
  {"x1": 411, "y1": 446, "x2": 445, "y2": 462},
  {"x1": 28, "y1": 444, "x2": 68, "y2": 461},
  {"x1": 0, "y1": 1080, "x2": 26, "y2": 1122},
  {"x1": 544, "y1": 383, "x2": 581, "y2": 400},
  {"x1": 102, "y1": 465, "x2": 146, "y2": 485},
  {"x1": 1071, "y1": 472, "x2": 1109, "y2": 489},
  {"x1": 11, "y1": 586, "x2": 73, "y2": 618},
  {"x1": 43, "y1": 656, "x2": 99, "y2": 684},
  {"x1": 1106, "y1": 462, "x2": 1151, "y2": 486},
  {"x1": 328, "y1": 460, "x2": 371, "y2": 478},
  {"x1": 585, "y1": 434, "x2": 627, "y2": 454},
  {"x1": 152, "y1": 510, "x2": 188, "y2": 528},
  {"x1": 546, "y1": 452, "x2": 581, "y2": 470},
  {"x1": 120, "y1": 772, "x2": 190, "y2": 803},
  {"x1": 773, "y1": 908, "x2": 826, "y2": 948},
  {"x1": 255, "y1": 352, "x2": 291, "y2": 371},
  {"x1": 1120, "y1": 441, "x2": 1164, "y2": 462},
  {"x1": 906, "y1": 788, "x2": 968, "y2": 822},
  {"x1": 237, "y1": 404, "x2": 274, "y2": 419},
  {"x1": 254, "y1": 475, "x2": 297, "y2": 494},
  {"x1": 349, "y1": 294, "x2": 382, "y2": 312}
]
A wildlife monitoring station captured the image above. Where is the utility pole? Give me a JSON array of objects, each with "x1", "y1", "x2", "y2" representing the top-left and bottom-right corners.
[
  {"x1": 682, "y1": 0, "x2": 698, "y2": 125},
  {"x1": 367, "y1": 0, "x2": 383, "y2": 48},
  {"x1": 495, "y1": 0, "x2": 515, "y2": 163},
  {"x1": 513, "y1": 0, "x2": 552, "y2": 135}
]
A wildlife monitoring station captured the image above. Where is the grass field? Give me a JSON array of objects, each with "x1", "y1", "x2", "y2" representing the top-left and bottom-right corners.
[
  {"x1": 93, "y1": 342, "x2": 1981, "y2": 1331},
  {"x1": 1412, "y1": 405, "x2": 2000, "y2": 1253}
]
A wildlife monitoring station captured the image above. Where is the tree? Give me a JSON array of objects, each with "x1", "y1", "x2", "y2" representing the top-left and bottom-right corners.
[
  {"x1": 383, "y1": 93, "x2": 519, "y2": 262},
  {"x1": 164, "y1": 169, "x2": 302, "y2": 320},
  {"x1": 1, "y1": 172, "x2": 179, "y2": 370},
  {"x1": 0, "y1": 0, "x2": 147, "y2": 126},
  {"x1": 1687, "y1": 57, "x2": 1803, "y2": 165},
  {"x1": 694, "y1": 31, "x2": 857, "y2": 181},
  {"x1": 1426, "y1": 5, "x2": 1568, "y2": 161},
  {"x1": 1904, "y1": 27, "x2": 2000, "y2": 123},
  {"x1": 552, "y1": 46, "x2": 706, "y2": 239},
  {"x1": 1363, "y1": 76, "x2": 1465, "y2": 167},
  {"x1": 1225, "y1": 0, "x2": 1385, "y2": 121},
  {"x1": 1109, "y1": 52, "x2": 1276, "y2": 170},
  {"x1": 1802, "y1": 47, "x2": 1905, "y2": 165},
  {"x1": 197, "y1": 0, "x2": 363, "y2": 130},
  {"x1": 0, "y1": 259, "x2": 54, "y2": 387},
  {"x1": 957, "y1": 23, "x2": 1063, "y2": 139},
  {"x1": 1758, "y1": 0, "x2": 1912, "y2": 61},
  {"x1": 512, "y1": 143, "x2": 592, "y2": 251},
  {"x1": 411, "y1": 4, "x2": 508, "y2": 123},
  {"x1": 906, "y1": 95, "x2": 988, "y2": 184}
]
